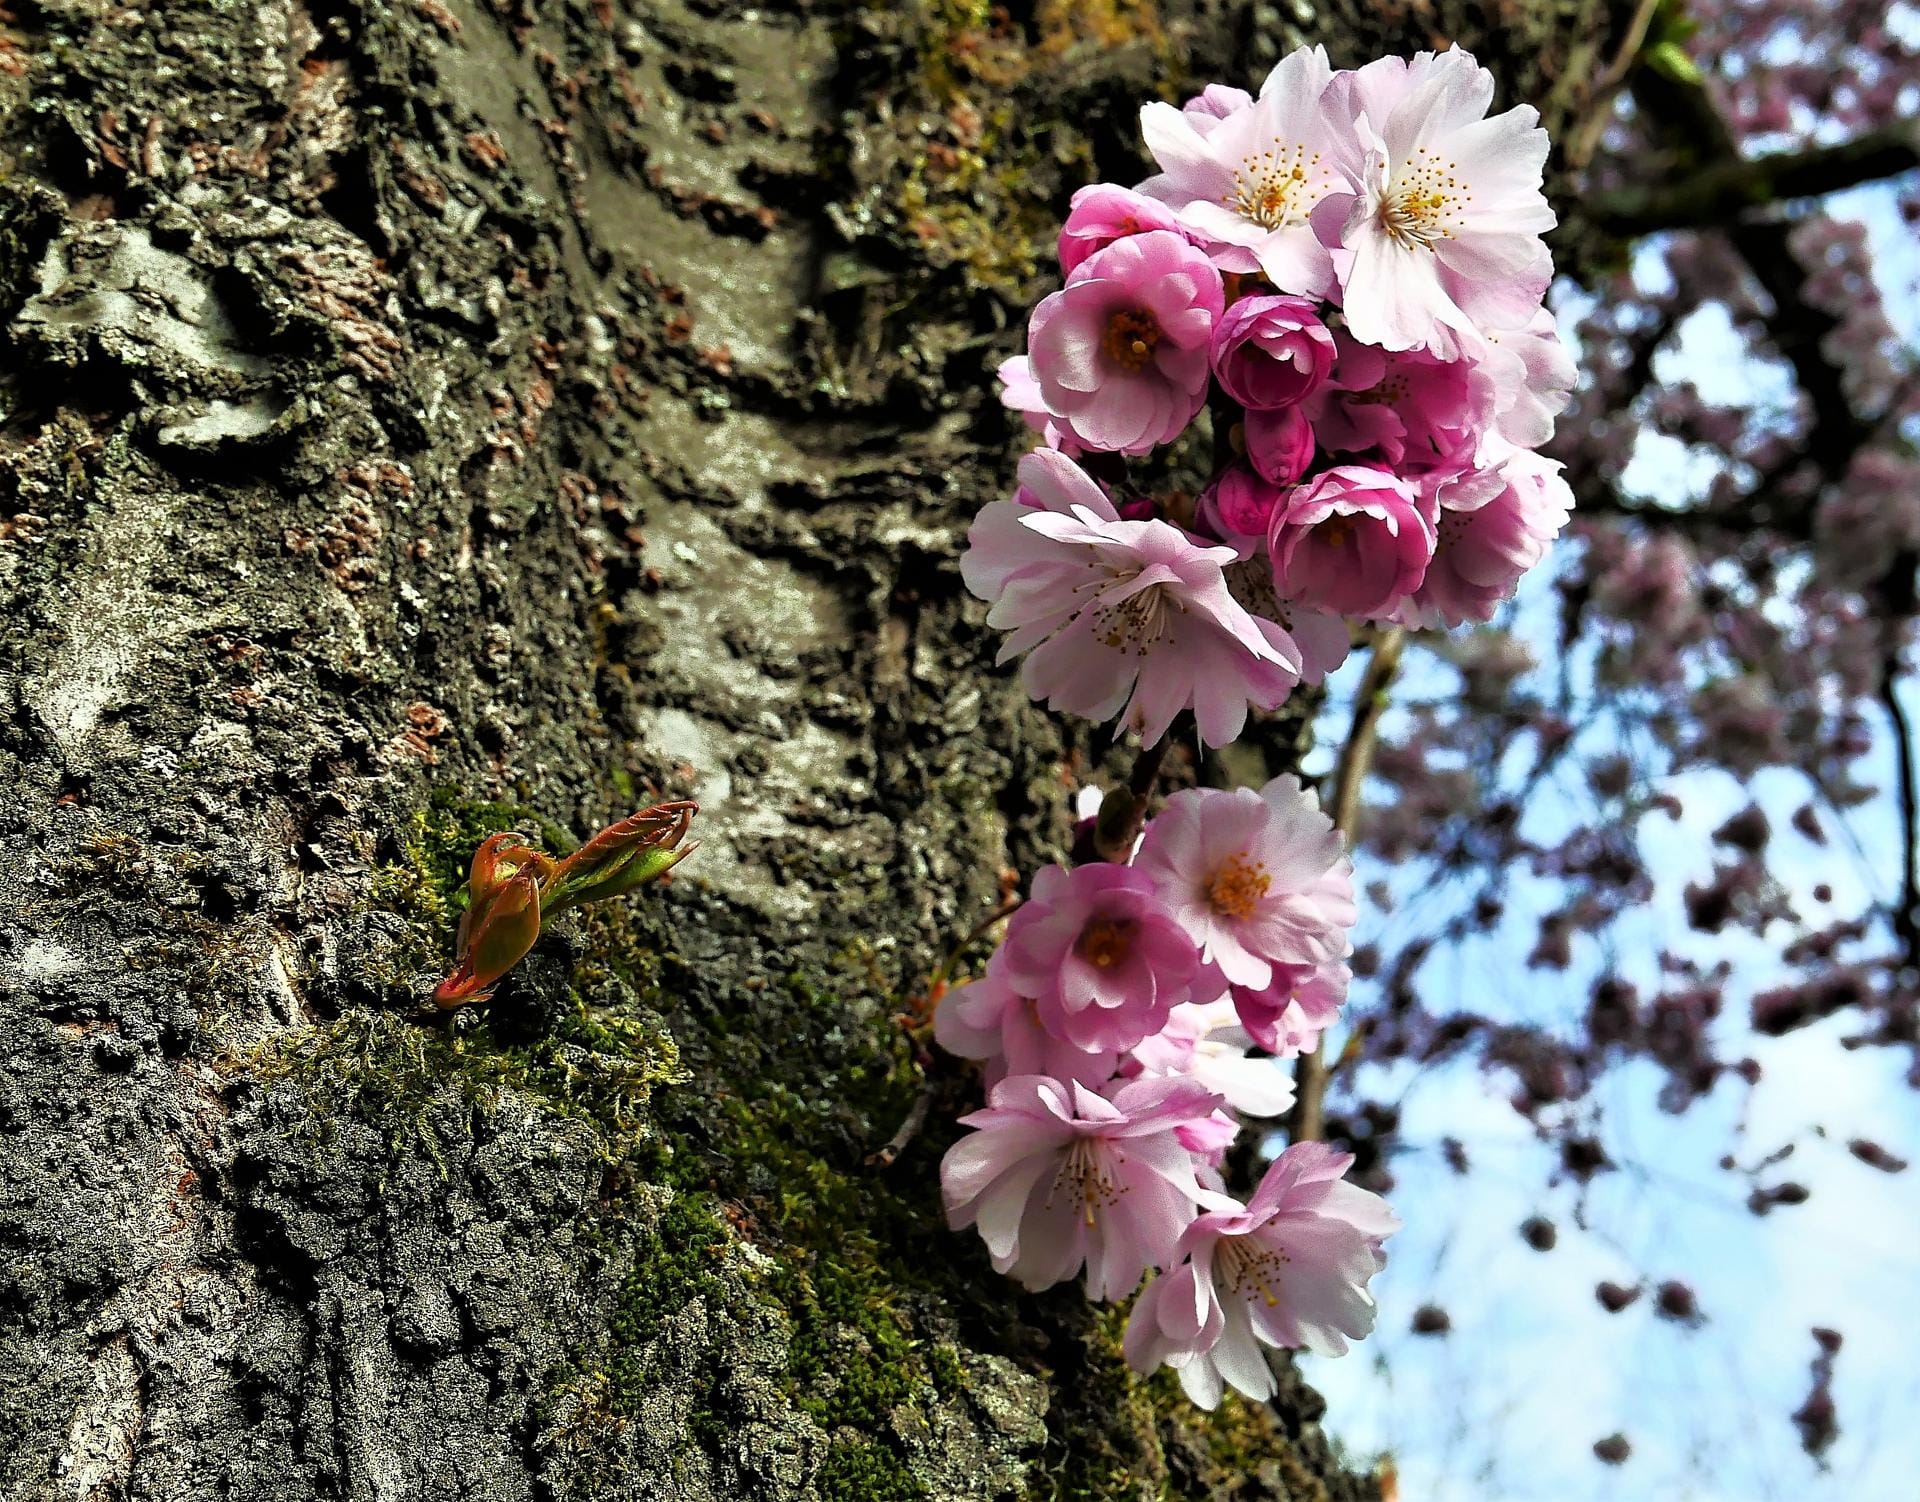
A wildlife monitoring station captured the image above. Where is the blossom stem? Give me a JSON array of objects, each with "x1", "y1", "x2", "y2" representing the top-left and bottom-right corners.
[
  {"x1": 1093, "y1": 726, "x2": 1178, "y2": 861},
  {"x1": 1288, "y1": 626, "x2": 1407, "y2": 1143}
]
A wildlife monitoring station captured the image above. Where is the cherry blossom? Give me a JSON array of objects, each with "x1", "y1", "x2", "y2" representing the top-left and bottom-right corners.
[
  {"x1": 1210, "y1": 294, "x2": 1335, "y2": 410},
  {"x1": 1134, "y1": 777, "x2": 1356, "y2": 990},
  {"x1": 1333, "y1": 49, "x2": 1556, "y2": 357},
  {"x1": 933, "y1": 955, "x2": 1118, "y2": 1088},
  {"x1": 1396, "y1": 444, "x2": 1574, "y2": 628},
  {"x1": 1057, "y1": 183, "x2": 1189, "y2": 273},
  {"x1": 1269, "y1": 464, "x2": 1437, "y2": 619},
  {"x1": 940, "y1": 1074, "x2": 1231, "y2": 1298},
  {"x1": 960, "y1": 448, "x2": 1303, "y2": 747},
  {"x1": 1137, "y1": 45, "x2": 1360, "y2": 297},
  {"x1": 1222, "y1": 961, "x2": 1351, "y2": 1056},
  {"x1": 1026, "y1": 230, "x2": 1224, "y2": 453},
  {"x1": 1123, "y1": 1143, "x2": 1400, "y2": 1405},
  {"x1": 1000, "y1": 862, "x2": 1199, "y2": 1053}
]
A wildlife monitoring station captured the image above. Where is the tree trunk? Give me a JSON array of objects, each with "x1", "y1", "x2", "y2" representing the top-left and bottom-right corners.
[{"x1": 0, "y1": 2, "x2": 1622, "y2": 1498}]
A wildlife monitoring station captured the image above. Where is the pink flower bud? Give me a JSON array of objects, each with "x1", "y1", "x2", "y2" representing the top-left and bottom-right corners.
[
  {"x1": 1058, "y1": 183, "x2": 1188, "y2": 274},
  {"x1": 1198, "y1": 464, "x2": 1284, "y2": 540},
  {"x1": 1210, "y1": 294, "x2": 1335, "y2": 410},
  {"x1": 1244, "y1": 405, "x2": 1315, "y2": 485}
]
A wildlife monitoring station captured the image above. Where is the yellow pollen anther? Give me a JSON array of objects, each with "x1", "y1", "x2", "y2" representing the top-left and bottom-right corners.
[
  {"x1": 1079, "y1": 917, "x2": 1137, "y2": 969},
  {"x1": 1207, "y1": 854, "x2": 1271, "y2": 920},
  {"x1": 1103, "y1": 308, "x2": 1161, "y2": 371},
  {"x1": 1229, "y1": 140, "x2": 1323, "y2": 229}
]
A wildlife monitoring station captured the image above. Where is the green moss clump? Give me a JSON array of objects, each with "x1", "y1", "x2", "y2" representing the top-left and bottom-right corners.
[
  {"x1": 235, "y1": 991, "x2": 683, "y2": 1164},
  {"x1": 605, "y1": 1189, "x2": 734, "y2": 1408},
  {"x1": 371, "y1": 784, "x2": 570, "y2": 940},
  {"x1": 815, "y1": 1437, "x2": 926, "y2": 1502}
]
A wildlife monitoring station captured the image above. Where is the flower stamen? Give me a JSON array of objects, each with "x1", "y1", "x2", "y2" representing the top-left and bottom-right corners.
[
  {"x1": 1079, "y1": 916, "x2": 1138, "y2": 969},
  {"x1": 1225, "y1": 144, "x2": 1326, "y2": 230},
  {"x1": 1207, "y1": 853, "x2": 1272, "y2": 919},
  {"x1": 1103, "y1": 308, "x2": 1162, "y2": 371}
]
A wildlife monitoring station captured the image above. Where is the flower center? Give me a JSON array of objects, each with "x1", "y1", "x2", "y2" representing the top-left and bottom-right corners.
[
  {"x1": 1090, "y1": 574, "x2": 1181, "y2": 654},
  {"x1": 1049, "y1": 1136, "x2": 1123, "y2": 1229},
  {"x1": 1207, "y1": 853, "x2": 1271, "y2": 920},
  {"x1": 1379, "y1": 147, "x2": 1468, "y2": 249},
  {"x1": 1102, "y1": 308, "x2": 1162, "y2": 371},
  {"x1": 1078, "y1": 916, "x2": 1137, "y2": 969},
  {"x1": 1227, "y1": 143, "x2": 1325, "y2": 230},
  {"x1": 1348, "y1": 372, "x2": 1411, "y2": 407},
  {"x1": 1316, "y1": 516, "x2": 1353, "y2": 549},
  {"x1": 1216, "y1": 1231, "x2": 1288, "y2": 1307}
]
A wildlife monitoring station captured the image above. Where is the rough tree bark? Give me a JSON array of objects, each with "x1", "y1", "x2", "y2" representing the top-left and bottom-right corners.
[{"x1": 0, "y1": 3, "x2": 1628, "y2": 1499}]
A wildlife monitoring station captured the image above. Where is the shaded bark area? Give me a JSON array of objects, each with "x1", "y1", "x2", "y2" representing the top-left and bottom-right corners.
[{"x1": 0, "y1": 2, "x2": 1628, "y2": 1498}]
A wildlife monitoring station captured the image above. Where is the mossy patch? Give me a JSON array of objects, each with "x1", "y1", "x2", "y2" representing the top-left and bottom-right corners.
[
  {"x1": 233, "y1": 988, "x2": 683, "y2": 1166},
  {"x1": 370, "y1": 784, "x2": 572, "y2": 940},
  {"x1": 616, "y1": 969, "x2": 970, "y2": 1500}
]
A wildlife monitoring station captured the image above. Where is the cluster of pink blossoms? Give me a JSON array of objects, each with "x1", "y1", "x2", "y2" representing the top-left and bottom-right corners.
[
  {"x1": 936, "y1": 774, "x2": 1396, "y2": 1404},
  {"x1": 938, "y1": 45, "x2": 1578, "y2": 1406},
  {"x1": 969, "y1": 45, "x2": 1578, "y2": 747}
]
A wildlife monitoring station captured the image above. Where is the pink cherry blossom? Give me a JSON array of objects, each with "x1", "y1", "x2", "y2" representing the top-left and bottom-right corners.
[
  {"x1": 1027, "y1": 230, "x2": 1224, "y2": 454},
  {"x1": 1000, "y1": 862, "x2": 1198, "y2": 1053},
  {"x1": 1302, "y1": 331, "x2": 1490, "y2": 471},
  {"x1": 1210, "y1": 294, "x2": 1336, "y2": 410},
  {"x1": 1485, "y1": 306, "x2": 1578, "y2": 447},
  {"x1": 1137, "y1": 46, "x2": 1360, "y2": 297},
  {"x1": 960, "y1": 448, "x2": 1303, "y2": 747},
  {"x1": 1333, "y1": 49, "x2": 1556, "y2": 357},
  {"x1": 1123, "y1": 1142, "x2": 1400, "y2": 1405},
  {"x1": 934, "y1": 954, "x2": 1118, "y2": 1088},
  {"x1": 1224, "y1": 960, "x2": 1351, "y2": 1056},
  {"x1": 940, "y1": 1074, "x2": 1231, "y2": 1298},
  {"x1": 1269, "y1": 464, "x2": 1436, "y2": 619},
  {"x1": 1134, "y1": 776, "x2": 1356, "y2": 990},
  {"x1": 1395, "y1": 445, "x2": 1573, "y2": 628},
  {"x1": 1058, "y1": 183, "x2": 1189, "y2": 273}
]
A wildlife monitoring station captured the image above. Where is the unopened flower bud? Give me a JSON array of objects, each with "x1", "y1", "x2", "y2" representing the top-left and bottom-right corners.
[
  {"x1": 435, "y1": 866, "x2": 543, "y2": 1008},
  {"x1": 540, "y1": 799, "x2": 699, "y2": 914}
]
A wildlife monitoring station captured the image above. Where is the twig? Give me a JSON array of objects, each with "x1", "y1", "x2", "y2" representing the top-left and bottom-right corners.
[
  {"x1": 922, "y1": 894, "x2": 1024, "y2": 1009},
  {"x1": 1566, "y1": 0, "x2": 1663, "y2": 168},
  {"x1": 1288, "y1": 627, "x2": 1407, "y2": 1145},
  {"x1": 1881, "y1": 666, "x2": 1919, "y2": 980},
  {"x1": 1092, "y1": 729, "x2": 1176, "y2": 861},
  {"x1": 867, "y1": 1083, "x2": 934, "y2": 1169}
]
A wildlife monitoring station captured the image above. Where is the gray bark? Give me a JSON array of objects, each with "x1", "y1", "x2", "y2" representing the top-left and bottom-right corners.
[{"x1": 0, "y1": 2, "x2": 1625, "y2": 1498}]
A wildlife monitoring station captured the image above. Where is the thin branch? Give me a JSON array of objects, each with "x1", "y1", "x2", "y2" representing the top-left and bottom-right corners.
[
  {"x1": 1627, "y1": 68, "x2": 1877, "y2": 477},
  {"x1": 923, "y1": 893, "x2": 1023, "y2": 1006},
  {"x1": 1288, "y1": 626, "x2": 1408, "y2": 1145},
  {"x1": 1591, "y1": 122, "x2": 1920, "y2": 237},
  {"x1": 1092, "y1": 729, "x2": 1175, "y2": 861},
  {"x1": 1566, "y1": 0, "x2": 1664, "y2": 169},
  {"x1": 867, "y1": 1083, "x2": 933, "y2": 1169},
  {"x1": 1881, "y1": 667, "x2": 1918, "y2": 975}
]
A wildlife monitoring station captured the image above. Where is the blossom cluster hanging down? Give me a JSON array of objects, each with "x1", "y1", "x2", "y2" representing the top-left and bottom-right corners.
[
  {"x1": 937, "y1": 776, "x2": 1394, "y2": 1405},
  {"x1": 939, "y1": 46, "x2": 1575, "y2": 1408},
  {"x1": 969, "y1": 44, "x2": 1576, "y2": 749}
]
